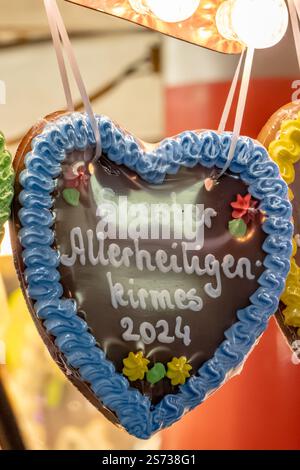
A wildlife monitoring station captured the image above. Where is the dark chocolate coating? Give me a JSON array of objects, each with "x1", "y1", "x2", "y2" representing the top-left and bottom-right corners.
[
  {"x1": 54, "y1": 150, "x2": 266, "y2": 404},
  {"x1": 291, "y1": 161, "x2": 300, "y2": 267}
]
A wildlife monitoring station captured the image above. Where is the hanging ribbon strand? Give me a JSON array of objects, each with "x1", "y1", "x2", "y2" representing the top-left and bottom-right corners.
[
  {"x1": 216, "y1": 0, "x2": 289, "y2": 179},
  {"x1": 218, "y1": 48, "x2": 245, "y2": 134},
  {"x1": 44, "y1": 0, "x2": 102, "y2": 161},
  {"x1": 288, "y1": 0, "x2": 300, "y2": 69},
  {"x1": 217, "y1": 46, "x2": 254, "y2": 178},
  {"x1": 45, "y1": 1, "x2": 73, "y2": 111}
]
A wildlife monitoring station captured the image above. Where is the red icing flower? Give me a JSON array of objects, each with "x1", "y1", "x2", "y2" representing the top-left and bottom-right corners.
[
  {"x1": 231, "y1": 193, "x2": 258, "y2": 224},
  {"x1": 64, "y1": 162, "x2": 90, "y2": 189}
]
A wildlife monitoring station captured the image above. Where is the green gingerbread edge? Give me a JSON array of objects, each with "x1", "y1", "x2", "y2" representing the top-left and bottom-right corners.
[{"x1": 0, "y1": 132, "x2": 14, "y2": 244}]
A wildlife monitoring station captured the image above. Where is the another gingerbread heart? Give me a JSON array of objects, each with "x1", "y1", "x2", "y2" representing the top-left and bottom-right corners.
[
  {"x1": 258, "y1": 102, "x2": 300, "y2": 348},
  {"x1": 0, "y1": 132, "x2": 14, "y2": 245},
  {"x1": 11, "y1": 111, "x2": 292, "y2": 438}
]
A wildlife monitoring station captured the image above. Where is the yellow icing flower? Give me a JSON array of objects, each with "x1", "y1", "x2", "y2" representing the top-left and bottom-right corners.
[
  {"x1": 281, "y1": 256, "x2": 300, "y2": 327},
  {"x1": 123, "y1": 351, "x2": 150, "y2": 382},
  {"x1": 167, "y1": 357, "x2": 192, "y2": 386},
  {"x1": 268, "y1": 115, "x2": 300, "y2": 199},
  {"x1": 267, "y1": 113, "x2": 300, "y2": 333}
]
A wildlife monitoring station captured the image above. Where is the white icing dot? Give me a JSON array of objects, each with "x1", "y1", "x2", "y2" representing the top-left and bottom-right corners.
[
  {"x1": 256, "y1": 260, "x2": 262, "y2": 267},
  {"x1": 172, "y1": 242, "x2": 178, "y2": 249}
]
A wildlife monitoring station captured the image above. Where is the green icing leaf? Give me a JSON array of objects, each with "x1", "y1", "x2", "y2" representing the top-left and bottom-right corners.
[
  {"x1": 146, "y1": 363, "x2": 166, "y2": 385},
  {"x1": 63, "y1": 188, "x2": 80, "y2": 207},
  {"x1": 229, "y1": 219, "x2": 247, "y2": 238}
]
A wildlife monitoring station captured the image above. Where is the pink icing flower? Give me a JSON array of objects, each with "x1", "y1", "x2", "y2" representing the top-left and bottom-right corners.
[
  {"x1": 64, "y1": 162, "x2": 90, "y2": 189},
  {"x1": 231, "y1": 193, "x2": 258, "y2": 224}
]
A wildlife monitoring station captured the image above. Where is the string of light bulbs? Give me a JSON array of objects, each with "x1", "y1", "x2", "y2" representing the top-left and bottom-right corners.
[
  {"x1": 129, "y1": 0, "x2": 289, "y2": 48},
  {"x1": 129, "y1": 0, "x2": 201, "y2": 23},
  {"x1": 215, "y1": 0, "x2": 289, "y2": 176},
  {"x1": 129, "y1": 1, "x2": 290, "y2": 177},
  {"x1": 216, "y1": 0, "x2": 289, "y2": 49}
]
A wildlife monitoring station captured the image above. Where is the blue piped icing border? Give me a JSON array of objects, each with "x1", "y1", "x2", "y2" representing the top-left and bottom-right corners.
[{"x1": 18, "y1": 113, "x2": 293, "y2": 439}]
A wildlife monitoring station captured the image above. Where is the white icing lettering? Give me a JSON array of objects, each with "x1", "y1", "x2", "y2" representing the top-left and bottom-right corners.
[
  {"x1": 134, "y1": 239, "x2": 156, "y2": 272},
  {"x1": 204, "y1": 255, "x2": 222, "y2": 299},
  {"x1": 128, "y1": 279, "x2": 140, "y2": 309},
  {"x1": 107, "y1": 243, "x2": 123, "y2": 268},
  {"x1": 120, "y1": 317, "x2": 140, "y2": 342},
  {"x1": 222, "y1": 254, "x2": 236, "y2": 279},
  {"x1": 106, "y1": 272, "x2": 128, "y2": 309},
  {"x1": 60, "y1": 226, "x2": 86, "y2": 267},
  {"x1": 140, "y1": 322, "x2": 156, "y2": 345},
  {"x1": 120, "y1": 315, "x2": 191, "y2": 346},
  {"x1": 149, "y1": 290, "x2": 175, "y2": 311},
  {"x1": 156, "y1": 320, "x2": 175, "y2": 344},
  {"x1": 222, "y1": 254, "x2": 255, "y2": 280},
  {"x1": 186, "y1": 288, "x2": 203, "y2": 312},
  {"x1": 175, "y1": 316, "x2": 191, "y2": 346},
  {"x1": 137, "y1": 288, "x2": 149, "y2": 310},
  {"x1": 86, "y1": 229, "x2": 99, "y2": 266},
  {"x1": 155, "y1": 249, "x2": 171, "y2": 273}
]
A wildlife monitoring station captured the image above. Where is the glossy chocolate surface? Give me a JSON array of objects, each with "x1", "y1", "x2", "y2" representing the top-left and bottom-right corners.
[{"x1": 54, "y1": 150, "x2": 266, "y2": 403}]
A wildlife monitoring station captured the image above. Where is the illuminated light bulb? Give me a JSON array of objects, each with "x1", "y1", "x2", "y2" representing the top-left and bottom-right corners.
[
  {"x1": 147, "y1": 0, "x2": 201, "y2": 23},
  {"x1": 216, "y1": 0, "x2": 289, "y2": 49},
  {"x1": 216, "y1": 0, "x2": 237, "y2": 42},
  {"x1": 128, "y1": 0, "x2": 149, "y2": 15}
]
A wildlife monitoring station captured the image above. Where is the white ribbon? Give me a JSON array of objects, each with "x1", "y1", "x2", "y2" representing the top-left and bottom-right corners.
[
  {"x1": 218, "y1": 46, "x2": 254, "y2": 177},
  {"x1": 218, "y1": 48, "x2": 245, "y2": 133},
  {"x1": 289, "y1": 0, "x2": 300, "y2": 70},
  {"x1": 44, "y1": 0, "x2": 255, "y2": 172},
  {"x1": 44, "y1": 0, "x2": 102, "y2": 161}
]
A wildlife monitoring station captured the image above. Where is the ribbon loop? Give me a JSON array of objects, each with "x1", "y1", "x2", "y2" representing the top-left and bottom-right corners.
[
  {"x1": 218, "y1": 46, "x2": 254, "y2": 177},
  {"x1": 217, "y1": 45, "x2": 254, "y2": 178},
  {"x1": 218, "y1": 48, "x2": 245, "y2": 134},
  {"x1": 44, "y1": 0, "x2": 102, "y2": 161}
]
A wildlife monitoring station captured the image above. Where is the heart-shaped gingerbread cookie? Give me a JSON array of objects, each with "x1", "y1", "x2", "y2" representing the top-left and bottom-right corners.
[
  {"x1": 11, "y1": 112, "x2": 292, "y2": 438},
  {"x1": 0, "y1": 132, "x2": 14, "y2": 244},
  {"x1": 258, "y1": 102, "x2": 300, "y2": 348}
]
